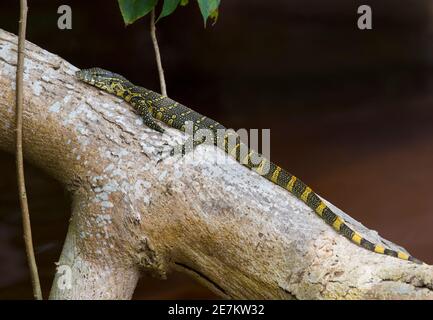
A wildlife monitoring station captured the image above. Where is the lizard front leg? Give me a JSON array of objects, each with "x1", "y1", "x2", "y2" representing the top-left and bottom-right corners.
[{"x1": 132, "y1": 99, "x2": 166, "y2": 134}]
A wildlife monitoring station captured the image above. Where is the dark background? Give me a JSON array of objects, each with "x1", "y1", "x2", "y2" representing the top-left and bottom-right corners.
[{"x1": 0, "y1": 0, "x2": 432, "y2": 299}]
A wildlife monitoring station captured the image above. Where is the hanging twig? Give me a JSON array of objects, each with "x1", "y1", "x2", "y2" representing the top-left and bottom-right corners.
[
  {"x1": 16, "y1": 0, "x2": 42, "y2": 300},
  {"x1": 150, "y1": 9, "x2": 167, "y2": 96}
]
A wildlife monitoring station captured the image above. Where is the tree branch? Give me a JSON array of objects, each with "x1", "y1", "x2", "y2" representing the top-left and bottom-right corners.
[
  {"x1": 0, "y1": 28, "x2": 432, "y2": 299},
  {"x1": 150, "y1": 9, "x2": 167, "y2": 96},
  {"x1": 15, "y1": 1, "x2": 42, "y2": 300}
]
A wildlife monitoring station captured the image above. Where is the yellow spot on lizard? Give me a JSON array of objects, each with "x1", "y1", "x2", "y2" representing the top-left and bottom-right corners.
[
  {"x1": 397, "y1": 252, "x2": 409, "y2": 260},
  {"x1": 271, "y1": 167, "x2": 281, "y2": 183},
  {"x1": 352, "y1": 233, "x2": 362, "y2": 245},
  {"x1": 230, "y1": 143, "x2": 241, "y2": 157},
  {"x1": 301, "y1": 186, "x2": 312, "y2": 202},
  {"x1": 287, "y1": 176, "x2": 297, "y2": 192},
  {"x1": 242, "y1": 150, "x2": 254, "y2": 165},
  {"x1": 256, "y1": 160, "x2": 267, "y2": 175},
  {"x1": 316, "y1": 202, "x2": 326, "y2": 216},
  {"x1": 332, "y1": 217, "x2": 344, "y2": 231},
  {"x1": 374, "y1": 245, "x2": 385, "y2": 254}
]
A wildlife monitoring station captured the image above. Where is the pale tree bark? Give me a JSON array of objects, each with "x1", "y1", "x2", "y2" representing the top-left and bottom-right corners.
[{"x1": 0, "y1": 28, "x2": 432, "y2": 300}]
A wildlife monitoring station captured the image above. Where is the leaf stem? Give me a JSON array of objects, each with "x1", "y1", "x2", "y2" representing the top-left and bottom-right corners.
[{"x1": 150, "y1": 9, "x2": 167, "y2": 96}]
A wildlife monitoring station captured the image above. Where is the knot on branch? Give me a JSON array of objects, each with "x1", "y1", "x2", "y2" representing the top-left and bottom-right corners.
[{"x1": 136, "y1": 237, "x2": 168, "y2": 279}]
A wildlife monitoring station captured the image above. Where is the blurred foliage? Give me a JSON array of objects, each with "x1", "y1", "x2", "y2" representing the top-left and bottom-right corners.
[{"x1": 118, "y1": 0, "x2": 220, "y2": 25}]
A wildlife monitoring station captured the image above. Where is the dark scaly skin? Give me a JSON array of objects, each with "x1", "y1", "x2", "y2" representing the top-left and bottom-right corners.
[{"x1": 76, "y1": 68, "x2": 423, "y2": 264}]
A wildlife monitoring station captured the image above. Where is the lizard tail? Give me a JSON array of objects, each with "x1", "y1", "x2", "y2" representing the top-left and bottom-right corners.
[
  {"x1": 280, "y1": 168, "x2": 423, "y2": 264},
  {"x1": 239, "y1": 150, "x2": 423, "y2": 264}
]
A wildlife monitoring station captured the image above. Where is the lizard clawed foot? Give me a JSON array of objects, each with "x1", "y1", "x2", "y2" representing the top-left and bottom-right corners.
[
  {"x1": 156, "y1": 138, "x2": 207, "y2": 164},
  {"x1": 155, "y1": 147, "x2": 176, "y2": 164}
]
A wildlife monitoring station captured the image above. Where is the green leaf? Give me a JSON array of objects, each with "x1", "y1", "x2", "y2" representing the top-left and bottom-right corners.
[
  {"x1": 209, "y1": 7, "x2": 219, "y2": 25},
  {"x1": 180, "y1": 0, "x2": 189, "y2": 5},
  {"x1": 157, "y1": 0, "x2": 182, "y2": 21},
  {"x1": 118, "y1": 0, "x2": 159, "y2": 25},
  {"x1": 197, "y1": 0, "x2": 220, "y2": 26}
]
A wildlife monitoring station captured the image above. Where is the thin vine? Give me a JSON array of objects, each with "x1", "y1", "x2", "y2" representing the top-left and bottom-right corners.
[
  {"x1": 16, "y1": 0, "x2": 43, "y2": 300},
  {"x1": 150, "y1": 9, "x2": 167, "y2": 96}
]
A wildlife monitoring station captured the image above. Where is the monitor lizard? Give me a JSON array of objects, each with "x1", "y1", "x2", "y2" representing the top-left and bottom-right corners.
[{"x1": 76, "y1": 67, "x2": 422, "y2": 264}]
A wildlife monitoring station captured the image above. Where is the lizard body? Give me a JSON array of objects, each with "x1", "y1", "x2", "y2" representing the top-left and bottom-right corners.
[{"x1": 76, "y1": 67, "x2": 422, "y2": 264}]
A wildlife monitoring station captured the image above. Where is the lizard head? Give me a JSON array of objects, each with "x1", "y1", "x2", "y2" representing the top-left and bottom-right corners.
[{"x1": 76, "y1": 68, "x2": 128, "y2": 93}]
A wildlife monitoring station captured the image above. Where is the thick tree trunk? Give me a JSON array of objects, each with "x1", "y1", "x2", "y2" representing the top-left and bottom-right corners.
[{"x1": 0, "y1": 29, "x2": 432, "y2": 300}]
